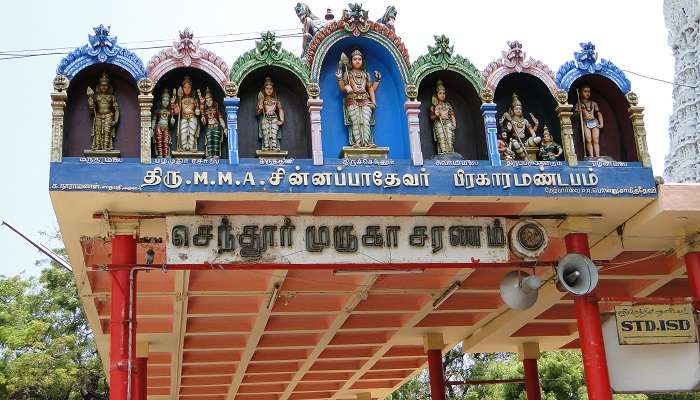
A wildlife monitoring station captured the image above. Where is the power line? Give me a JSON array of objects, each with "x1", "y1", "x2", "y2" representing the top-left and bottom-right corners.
[
  {"x1": 622, "y1": 68, "x2": 699, "y2": 89},
  {"x1": 0, "y1": 32, "x2": 303, "y2": 62},
  {"x1": 0, "y1": 27, "x2": 301, "y2": 55}
]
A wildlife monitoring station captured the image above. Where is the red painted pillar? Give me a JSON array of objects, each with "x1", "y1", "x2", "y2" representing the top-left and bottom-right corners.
[
  {"x1": 110, "y1": 234, "x2": 136, "y2": 400},
  {"x1": 685, "y1": 252, "x2": 700, "y2": 310},
  {"x1": 427, "y1": 349, "x2": 446, "y2": 400},
  {"x1": 133, "y1": 357, "x2": 147, "y2": 400},
  {"x1": 523, "y1": 358, "x2": 541, "y2": 400},
  {"x1": 565, "y1": 233, "x2": 612, "y2": 400}
]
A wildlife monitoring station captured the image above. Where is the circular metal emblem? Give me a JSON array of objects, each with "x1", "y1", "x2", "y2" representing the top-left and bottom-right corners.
[
  {"x1": 517, "y1": 223, "x2": 546, "y2": 251},
  {"x1": 509, "y1": 220, "x2": 549, "y2": 260}
]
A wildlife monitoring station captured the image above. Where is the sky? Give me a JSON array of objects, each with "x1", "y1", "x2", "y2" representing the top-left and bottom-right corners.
[{"x1": 0, "y1": 0, "x2": 675, "y2": 277}]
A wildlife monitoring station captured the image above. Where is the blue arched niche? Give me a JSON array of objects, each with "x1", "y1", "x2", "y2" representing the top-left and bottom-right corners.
[{"x1": 319, "y1": 36, "x2": 409, "y2": 159}]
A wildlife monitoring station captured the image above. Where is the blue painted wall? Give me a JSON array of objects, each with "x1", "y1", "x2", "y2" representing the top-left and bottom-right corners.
[{"x1": 319, "y1": 36, "x2": 409, "y2": 159}]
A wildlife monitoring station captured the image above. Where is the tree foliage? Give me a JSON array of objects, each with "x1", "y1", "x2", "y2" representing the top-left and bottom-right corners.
[
  {"x1": 0, "y1": 253, "x2": 107, "y2": 399},
  {"x1": 389, "y1": 345, "x2": 700, "y2": 400}
]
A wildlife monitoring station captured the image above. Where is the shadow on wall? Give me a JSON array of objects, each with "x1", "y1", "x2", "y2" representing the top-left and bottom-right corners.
[
  {"x1": 237, "y1": 66, "x2": 311, "y2": 159},
  {"x1": 319, "y1": 36, "x2": 408, "y2": 159},
  {"x1": 418, "y1": 71, "x2": 486, "y2": 160},
  {"x1": 63, "y1": 64, "x2": 139, "y2": 157},
  {"x1": 567, "y1": 75, "x2": 636, "y2": 162}
]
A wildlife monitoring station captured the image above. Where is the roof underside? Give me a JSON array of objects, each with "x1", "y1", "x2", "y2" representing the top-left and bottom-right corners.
[{"x1": 51, "y1": 184, "x2": 700, "y2": 400}]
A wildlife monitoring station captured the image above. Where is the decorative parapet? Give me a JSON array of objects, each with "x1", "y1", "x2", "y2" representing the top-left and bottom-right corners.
[
  {"x1": 229, "y1": 31, "x2": 311, "y2": 91},
  {"x1": 306, "y1": 3, "x2": 410, "y2": 84},
  {"x1": 409, "y1": 34, "x2": 483, "y2": 97},
  {"x1": 147, "y1": 29, "x2": 229, "y2": 90},
  {"x1": 482, "y1": 41, "x2": 558, "y2": 96},
  {"x1": 56, "y1": 25, "x2": 146, "y2": 80},
  {"x1": 555, "y1": 42, "x2": 631, "y2": 93}
]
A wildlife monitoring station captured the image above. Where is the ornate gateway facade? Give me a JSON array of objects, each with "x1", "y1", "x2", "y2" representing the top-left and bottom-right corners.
[{"x1": 48, "y1": 5, "x2": 700, "y2": 400}]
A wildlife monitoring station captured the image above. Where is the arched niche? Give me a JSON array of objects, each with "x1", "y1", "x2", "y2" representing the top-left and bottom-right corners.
[
  {"x1": 417, "y1": 71, "x2": 486, "y2": 160},
  {"x1": 63, "y1": 64, "x2": 140, "y2": 158},
  {"x1": 566, "y1": 75, "x2": 636, "y2": 161},
  {"x1": 151, "y1": 67, "x2": 226, "y2": 158},
  {"x1": 319, "y1": 36, "x2": 409, "y2": 159},
  {"x1": 494, "y1": 73, "x2": 562, "y2": 157},
  {"x1": 236, "y1": 66, "x2": 311, "y2": 159}
]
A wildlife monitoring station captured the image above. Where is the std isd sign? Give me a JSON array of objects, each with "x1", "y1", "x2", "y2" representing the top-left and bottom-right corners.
[{"x1": 615, "y1": 304, "x2": 697, "y2": 345}]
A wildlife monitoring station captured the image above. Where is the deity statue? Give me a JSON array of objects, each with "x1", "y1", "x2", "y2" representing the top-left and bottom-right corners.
[
  {"x1": 256, "y1": 77, "x2": 285, "y2": 153},
  {"x1": 574, "y1": 85, "x2": 604, "y2": 158},
  {"x1": 200, "y1": 87, "x2": 227, "y2": 159},
  {"x1": 295, "y1": 3, "x2": 326, "y2": 56},
  {"x1": 171, "y1": 76, "x2": 201, "y2": 155},
  {"x1": 86, "y1": 72, "x2": 119, "y2": 154},
  {"x1": 377, "y1": 6, "x2": 397, "y2": 31},
  {"x1": 538, "y1": 126, "x2": 563, "y2": 161},
  {"x1": 336, "y1": 49, "x2": 381, "y2": 149},
  {"x1": 151, "y1": 89, "x2": 172, "y2": 158},
  {"x1": 497, "y1": 130, "x2": 516, "y2": 160},
  {"x1": 430, "y1": 80, "x2": 457, "y2": 156},
  {"x1": 500, "y1": 93, "x2": 541, "y2": 160}
]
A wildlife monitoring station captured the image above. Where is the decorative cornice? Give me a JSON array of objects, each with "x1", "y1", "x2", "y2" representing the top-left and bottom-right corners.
[
  {"x1": 229, "y1": 31, "x2": 311, "y2": 90},
  {"x1": 482, "y1": 41, "x2": 558, "y2": 96},
  {"x1": 306, "y1": 19, "x2": 410, "y2": 70},
  {"x1": 409, "y1": 34, "x2": 483, "y2": 93},
  {"x1": 147, "y1": 28, "x2": 229, "y2": 89},
  {"x1": 56, "y1": 25, "x2": 146, "y2": 80},
  {"x1": 555, "y1": 42, "x2": 632, "y2": 94}
]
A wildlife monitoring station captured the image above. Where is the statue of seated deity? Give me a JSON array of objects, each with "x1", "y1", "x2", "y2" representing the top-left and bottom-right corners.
[{"x1": 500, "y1": 93, "x2": 541, "y2": 160}]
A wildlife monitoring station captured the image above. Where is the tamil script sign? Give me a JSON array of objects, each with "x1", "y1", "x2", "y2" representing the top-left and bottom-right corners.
[
  {"x1": 615, "y1": 304, "x2": 697, "y2": 345},
  {"x1": 165, "y1": 216, "x2": 509, "y2": 265}
]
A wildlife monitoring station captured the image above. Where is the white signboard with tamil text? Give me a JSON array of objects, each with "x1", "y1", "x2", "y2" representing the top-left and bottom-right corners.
[{"x1": 165, "y1": 216, "x2": 509, "y2": 265}]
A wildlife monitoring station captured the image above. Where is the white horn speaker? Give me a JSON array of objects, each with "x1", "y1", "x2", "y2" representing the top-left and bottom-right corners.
[
  {"x1": 556, "y1": 253, "x2": 599, "y2": 296},
  {"x1": 499, "y1": 271, "x2": 542, "y2": 311}
]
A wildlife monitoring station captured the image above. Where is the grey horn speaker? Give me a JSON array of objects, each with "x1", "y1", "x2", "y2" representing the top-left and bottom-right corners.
[
  {"x1": 499, "y1": 271, "x2": 542, "y2": 311},
  {"x1": 556, "y1": 253, "x2": 599, "y2": 296}
]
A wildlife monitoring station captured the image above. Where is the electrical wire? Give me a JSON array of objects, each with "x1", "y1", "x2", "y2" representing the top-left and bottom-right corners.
[
  {"x1": 0, "y1": 27, "x2": 301, "y2": 55},
  {"x1": 0, "y1": 32, "x2": 303, "y2": 61},
  {"x1": 622, "y1": 68, "x2": 699, "y2": 89}
]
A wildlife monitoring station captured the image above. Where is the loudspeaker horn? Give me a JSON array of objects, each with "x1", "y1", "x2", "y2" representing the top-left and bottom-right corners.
[
  {"x1": 499, "y1": 271, "x2": 542, "y2": 311},
  {"x1": 556, "y1": 253, "x2": 599, "y2": 296}
]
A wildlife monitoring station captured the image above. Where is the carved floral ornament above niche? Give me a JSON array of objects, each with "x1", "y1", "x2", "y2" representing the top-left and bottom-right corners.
[
  {"x1": 147, "y1": 28, "x2": 230, "y2": 90},
  {"x1": 482, "y1": 41, "x2": 558, "y2": 96}
]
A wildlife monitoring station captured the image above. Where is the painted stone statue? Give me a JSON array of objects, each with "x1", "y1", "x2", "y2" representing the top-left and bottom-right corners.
[
  {"x1": 377, "y1": 5, "x2": 397, "y2": 31},
  {"x1": 200, "y1": 87, "x2": 227, "y2": 159},
  {"x1": 430, "y1": 80, "x2": 457, "y2": 156},
  {"x1": 575, "y1": 85, "x2": 604, "y2": 158},
  {"x1": 498, "y1": 130, "x2": 516, "y2": 160},
  {"x1": 538, "y1": 126, "x2": 563, "y2": 161},
  {"x1": 171, "y1": 76, "x2": 201, "y2": 155},
  {"x1": 295, "y1": 3, "x2": 326, "y2": 56},
  {"x1": 151, "y1": 89, "x2": 172, "y2": 158},
  {"x1": 256, "y1": 77, "x2": 285, "y2": 154},
  {"x1": 336, "y1": 49, "x2": 381, "y2": 149},
  {"x1": 86, "y1": 72, "x2": 120, "y2": 155},
  {"x1": 500, "y1": 93, "x2": 541, "y2": 160}
]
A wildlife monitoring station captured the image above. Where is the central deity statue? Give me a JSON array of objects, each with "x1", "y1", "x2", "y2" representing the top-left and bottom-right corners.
[
  {"x1": 500, "y1": 93, "x2": 541, "y2": 160},
  {"x1": 86, "y1": 72, "x2": 120, "y2": 155},
  {"x1": 171, "y1": 75, "x2": 202, "y2": 155},
  {"x1": 336, "y1": 49, "x2": 382, "y2": 149},
  {"x1": 256, "y1": 77, "x2": 286, "y2": 155}
]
